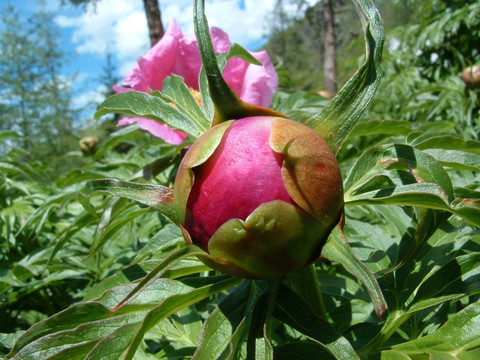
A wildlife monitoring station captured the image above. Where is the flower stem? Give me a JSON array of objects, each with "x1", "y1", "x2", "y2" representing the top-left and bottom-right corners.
[
  {"x1": 246, "y1": 278, "x2": 283, "y2": 360},
  {"x1": 358, "y1": 310, "x2": 411, "y2": 357},
  {"x1": 286, "y1": 264, "x2": 328, "y2": 320}
]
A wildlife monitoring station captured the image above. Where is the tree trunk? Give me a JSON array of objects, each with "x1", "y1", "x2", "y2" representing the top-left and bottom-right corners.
[
  {"x1": 143, "y1": 0, "x2": 164, "y2": 46},
  {"x1": 322, "y1": 0, "x2": 337, "y2": 95}
]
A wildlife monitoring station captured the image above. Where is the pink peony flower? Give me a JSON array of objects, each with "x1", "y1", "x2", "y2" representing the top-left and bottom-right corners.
[{"x1": 114, "y1": 19, "x2": 279, "y2": 144}]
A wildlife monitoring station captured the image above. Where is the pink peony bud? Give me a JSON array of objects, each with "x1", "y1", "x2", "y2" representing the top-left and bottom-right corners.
[
  {"x1": 114, "y1": 20, "x2": 278, "y2": 144},
  {"x1": 174, "y1": 116, "x2": 344, "y2": 278},
  {"x1": 461, "y1": 65, "x2": 480, "y2": 88}
]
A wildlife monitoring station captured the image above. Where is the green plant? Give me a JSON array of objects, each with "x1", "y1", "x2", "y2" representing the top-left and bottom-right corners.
[{"x1": 2, "y1": 0, "x2": 479, "y2": 359}]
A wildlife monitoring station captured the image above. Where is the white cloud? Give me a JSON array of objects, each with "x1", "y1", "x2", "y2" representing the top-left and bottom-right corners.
[
  {"x1": 56, "y1": 0, "x2": 278, "y2": 59},
  {"x1": 162, "y1": 0, "x2": 277, "y2": 49},
  {"x1": 56, "y1": 0, "x2": 318, "y2": 79},
  {"x1": 55, "y1": 0, "x2": 149, "y2": 61}
]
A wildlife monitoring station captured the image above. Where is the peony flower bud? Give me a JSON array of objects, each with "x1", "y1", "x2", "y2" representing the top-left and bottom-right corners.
[
  {"x1": 79, "y1": 136, "x2": 98, "y2": 155},
  {"x1": 174, "y1": 116, "x2": 343, "y2": 278},
  {"x1": 461, "y1": 65, "x2": 480, "y2": 88}
]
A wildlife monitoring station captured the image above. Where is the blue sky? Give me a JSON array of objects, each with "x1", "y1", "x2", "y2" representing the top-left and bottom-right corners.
[{"x1": 1, "y1": 0, "x2": 313, "y2": 126}]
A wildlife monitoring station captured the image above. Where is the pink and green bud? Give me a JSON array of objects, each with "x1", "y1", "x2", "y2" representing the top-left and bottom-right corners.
[
  {"x1": 174, "y1": 116, "x2": 344, "y2": 278},
  {"x1": 461, "y1": 65, "x2": 480, "y2": 88}
]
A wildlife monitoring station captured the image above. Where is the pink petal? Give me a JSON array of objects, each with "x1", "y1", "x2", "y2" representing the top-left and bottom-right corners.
[
  {"x1": 186, "y1": 116, "x2": 292, "y2": 249},
  {"x1": 223, "y1": 51, "x2": 278, "y2": 108},
  {"x1": 113, "y1": 19, "x2": 279, "y2": 144}
]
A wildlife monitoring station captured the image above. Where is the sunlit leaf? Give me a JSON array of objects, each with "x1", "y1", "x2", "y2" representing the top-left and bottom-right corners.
[{"x1": 94, "y1": 91, "x2": 204, "y2": 139}]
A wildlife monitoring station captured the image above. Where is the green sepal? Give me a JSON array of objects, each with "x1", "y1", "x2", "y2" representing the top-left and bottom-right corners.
[
  {"x1": 207, "y1": 200, "x2": 327, "y2": 279},
  {"x1": 321, "y1": 224, "x2": 386, "y2": 318},
  {"x1": 269, "y1": 118, "x2": 344, "y2": 228},
  {"x1": 85, "y1": 178, "x2": 179, "y2": 224},
  {"x1": 193, "y1": 0, "x2": 288, "y2": 125},
  {"x1": 306, "y1": 0, "x2": 385, "y2": 154}
]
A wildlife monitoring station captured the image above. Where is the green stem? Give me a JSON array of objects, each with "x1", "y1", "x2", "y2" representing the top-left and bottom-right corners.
[
  {"x1": 193, "y1": 0, "x2": 288, "y2": 124},
  {"x1": 358, "y1": 310, "x2": 411, "y2": 357},
  {"x1": 246, "y1": 278, "x2": 283, "y2": 360},
  {"x1": 286, "y1": 264, "x2": 328, "y2": 320}
]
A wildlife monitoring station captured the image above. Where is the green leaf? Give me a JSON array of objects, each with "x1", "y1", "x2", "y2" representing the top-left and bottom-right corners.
[
  {"x1": 94, "y1": 91, "x2": 204, "y2": 139},
  {"x1": 7, "y1": 276, "x2": 240, "y2": 359},
  {"x1": 345, "y1": 144, "x2": 454, "y2": 201},
  {"x1": 411, "y1": 134, "x2": 480, "y2": 155},
  {"x1": 76, "y1": 192, "x2": 97, "y2": 218},
  {"x1": 227, "y1": 43, "x2": 262, "y2": 65},
  {"x1": 274, "y1": 285, "x2": 360, "y2": 359},
  {"x1": 421, "y1": 149, "x2": 480, "y2": 171},
  {"x1": 131, "y1": 223, "x2": 185, "y2": 264},
  {"x1": 409, "y1": 253, "x2": 480, "y2": 313},
  {"x1": 85, "y1": 178, "x2": 179, "y2": 224},
  {"x1": 158, "y1": 74, "x2": 210, "y2": 131},
  {"x1": 343, "y1": 144, "x2": 480, "y2": 226},
  {"x1": 193, "y1": 0, "x2": 286, "y2": 124},
  {"x1": 193, "y1": 280, "x2": 261, "y2": 360},
  {"x1": 380, "y1": 351, "x2": 413, "y2": 360},
  {"x1": 349, "y1": 120, "x2": 413, "y2": 138},
  {"x1": 110, "y1": 246, "x2": 207, "y2": 312},
  {"x1": 322, "y1": 225, "x2": 386, "y2": 318},
  {"x1": 123, "y1": 276, "x2": 241, "y2": 359},
  {"x1": 306, "y1": 0, "x2": 385, "y2": 153},
  {"x1": 87, "y1": 205, "x2": 151, "y2": 260},
  {"x1": 199, "y1": 66, "x2": 215, "y2": 123},
  {"x1": 274, "y1": 342, "x2": 336, "y2": 360},
  {"x1": 389, "y1": 303, "x2": 480, "y2": 357}
]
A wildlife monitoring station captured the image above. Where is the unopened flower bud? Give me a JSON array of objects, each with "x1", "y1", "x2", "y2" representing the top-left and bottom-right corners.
[
  {"x1": 461, "y1": 65, "x2": 480, "y2": 88},
  {"x1": 174, "y1": 116, "x2": 343, "y2": 278}
]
